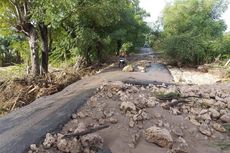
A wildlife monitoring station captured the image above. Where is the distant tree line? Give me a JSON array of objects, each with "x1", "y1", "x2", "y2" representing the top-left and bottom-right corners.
[{"x1": 147, "y1": 0, "x2": 230, "y2": 66}]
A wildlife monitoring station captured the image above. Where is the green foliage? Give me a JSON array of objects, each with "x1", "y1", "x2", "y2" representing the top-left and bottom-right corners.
[
  {"x1": 0, "y1": 0, "x2": 150, "y2": 69},
  {"x1": 120, "y1": 42, "x2": 133, "y2": 53},
  {"x1": 149, "y1": 0, "x2": 229, "y2": 65}
]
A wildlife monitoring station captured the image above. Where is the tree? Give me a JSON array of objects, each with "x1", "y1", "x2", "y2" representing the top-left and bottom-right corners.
[
  {"x1": 0, "y1": 0, "x2": 40, "y2": 75},
  {"x1": 155, "y1": 0, "x2": 229, "y2": 65}
]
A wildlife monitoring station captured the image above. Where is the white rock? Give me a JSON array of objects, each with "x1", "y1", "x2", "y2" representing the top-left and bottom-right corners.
[
  {"x1": 199, "y1": 123, "x2": 212, "y2": 137},
  {"x1": 172, "y1": 137, "x2": 189, "y2": 153},
  {"x1": 57, "y1": 139, "x2": 68, "y2": 152},
  {"x1": 212, "y1": 123, "x2": 226, "y2": 133},
  {"x1": 220, "y1": 113, "x2": 230, "y2": 123},
  {"x1": 81, "y1": 133, "x2": 103, "y2": 150},
  {"x1": 30, "y1": 144, "x2": 38, "y2": 152},
  {"x1": 120, "y1": 102, "x2": 136, "y2": 112},
  {"x1": 209, "y1": 108, "x2": 220, "y2": 119},
  {"x1": 122, "y1": 65, "x2": 134, "y2": 72},
  {"x1": 144, "y1": 126, "x2": 173, "y2": 148},
  {"x1": 129, "y1": 119, "x2": 135, "y2": 128},
  {"x1": 43, "y1": 133, "x2": 56, "y2": 149}
]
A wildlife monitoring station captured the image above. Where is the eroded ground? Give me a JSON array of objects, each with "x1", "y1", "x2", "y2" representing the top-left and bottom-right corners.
[{"x1": 29, "y1": 81, "x2": 230, "y2": 153}]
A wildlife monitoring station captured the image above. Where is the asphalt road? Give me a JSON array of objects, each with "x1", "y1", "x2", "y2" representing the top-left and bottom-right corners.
[{"x1": 0, "y1": 48, "x2": 173, "y2": 153}]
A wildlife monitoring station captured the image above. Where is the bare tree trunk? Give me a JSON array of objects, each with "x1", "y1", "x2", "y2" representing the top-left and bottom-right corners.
[
  {"x1": 39, "y1": 23, "x2": 49, "y2": 74},
  {"x1": 28, "y1": 25, "x2": 40, "y2": 76}
]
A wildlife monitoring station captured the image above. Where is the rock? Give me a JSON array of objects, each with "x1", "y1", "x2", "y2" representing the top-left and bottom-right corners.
[
  {"x1": 202, "y1": 99, "x2": 215, "y2": 108},
  {"x1": 72, "y1": 113, "x2": 77, "y2": 119},
  {"x1": 172, "y1": 137, "x2": 189, "y2": 153},
  {"x1": 130, "y1": 86, "x2": 139, "y2": 93},
  {"x1": 74, "y1": 122, "x2": 86, "y2": 133},
  {"x1": 43, "y1": 133, "x2": 56, "y2": 149},
  {"x1": 133, "y1": 111, "x2": 149, "y2": 121},
  {"x1": 147, "y1": 97, "x2": 157, "y2": 108},
  {"x1": 209, "y1": 108, "x2": 220, "y2": 119},
  {"x1": 220, "y1": 109, "x2": 228, "y2": 116},
  {"x1": 77, "y1": 111, "x2": 87, "y2": 118},
  {"x1": 172, "y1": 127, "x2": 184, "y2": 137},
  {"x1": 30, "y1": 144, "x2": 38, "y2": 152},
  {"x1": 228, "y1": 102, "x2": 230, "y2": 110},
  {"x1": 109, "y1": 117, "x2": 118, "y2": 124},
  {"x1": 220, "y1": 113, "x2": 230, "y2": 123},
  {"x1": 137, "y1": 66, "x2": 146, "y2": 73},
  {"x1": 144, "y1": 126, "x2": 173, "y2": 148},
  {"x1": 199, "y1": 109, "x2": 208, "y2": 115},
  {"x1": 122, "y1": 65, "x2": 134, "y2": 72},
  {"x1": 57, "y1": 139, "x2": 68, "y2": 152},
  {"x1": 120, "y1": 101, "x2": 136, "y2": 112},
  {"x1": 103, "y1": 110, "x2": 114, "y2": 118},
  {"x1": 197, "y1": 65, "x2": 208, "y2": 73},
  {"x1": 81, "y1": 133, "x2": 103, "y2": 151},
  {"x1": 66, "y1": 139, "x2": 82, "y2": 153},
  {"x1": 170, "y1": 107, "x2": 181, "y2": 115},
  {"x1": 129, "y1": 119, "x2": 135, "y2": 128},
  {"x1": 212, "y1": 123, "x2": 226, "y2": 133},
  {"x1": 109, "y1": 81, "x2": 127, "y2": 90},
  {"x1": 199, "y1": 123, "x2": 212, "y2": 137},
  {"x1": 196, "y1": 113, "x2": 211, "y2": 122}
]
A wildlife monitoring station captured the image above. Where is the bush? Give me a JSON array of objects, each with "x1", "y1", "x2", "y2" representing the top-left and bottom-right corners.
[{"x1": 120, "y1": 42, "x2": 133, "y2": 54}]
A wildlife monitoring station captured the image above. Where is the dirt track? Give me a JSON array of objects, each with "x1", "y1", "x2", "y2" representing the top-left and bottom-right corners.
[{"x1": 0, "y1": 48, "x2": 174, "y2": 153}]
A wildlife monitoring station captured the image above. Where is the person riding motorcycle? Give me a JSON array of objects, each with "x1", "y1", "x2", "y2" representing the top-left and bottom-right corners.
[{"x1": 118, "y1": 51, "x2": 127, "y2": 68}]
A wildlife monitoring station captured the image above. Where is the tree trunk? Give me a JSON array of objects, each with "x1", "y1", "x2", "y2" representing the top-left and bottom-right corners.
[
  {"x1": 96, "y1": 41, "x2": 103, "y2": 64},
  {"x1": 39, "y1": 23, "x2": 49, "y2": 74},
  {"x1": 28, "y1": 25, "x2": 40, "y2": 76}
]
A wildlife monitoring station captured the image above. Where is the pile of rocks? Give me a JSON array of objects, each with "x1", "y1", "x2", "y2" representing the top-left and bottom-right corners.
[
  {"x1": 30, "y1": 81, "x2": 230, "y2": 153},
  {"x1": 28, "y1": 121, "x2": 104, "y2": 153},
  {"x1": 122, "y1": 60, "x2": 152, "y2": 72}
]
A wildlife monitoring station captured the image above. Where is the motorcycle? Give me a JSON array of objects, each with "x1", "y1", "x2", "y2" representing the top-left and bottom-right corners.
[{"x1": 119, "y1": 57, "x2": 126, "y2": 68}]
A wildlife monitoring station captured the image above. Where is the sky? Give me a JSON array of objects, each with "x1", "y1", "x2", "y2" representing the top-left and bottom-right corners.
[{"x1": 139, "y1": 0, "x2": 230, "y2": 32}]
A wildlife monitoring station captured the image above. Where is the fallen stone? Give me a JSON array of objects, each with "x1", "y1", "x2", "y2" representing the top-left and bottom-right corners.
[
  {"x1": 172, "y1": 127, "x2": 184, "y2": 137},
  {"x1": 30, "y1": 144, "x2": 38, "y2": 152},
  {"x1": 172, "y1": 137, "x2": 189, "y2": 153},
  {"x1": 209, "y1": 108, "x2": 220, "y2": 119},
  {"x1": 57, "y1": 139, "x2": 68, "y2": 152},
  {"x1": 212, "y1": 123, "x2": 226, "y2": 133},
  {"x1": 220, "y1": 113, "x2": 230, "y2": 123},
  {"x1": 120, "y1": 101, "x2": 136, "y2": 112},
  {"x1": 43, "y1": 133, "x2": 56, "y2": 149},
  {"x1": 202, "y1": 99, "x2": 215, "y2": 108},
  {"x1": 72, "y1": 113, "x2": 77, "y2": 119},
  {"x1": 199, "y1": 123, "x2": 212, "y2": 137},
  {"x1": 109, "y1": 117, "x2": 118, "y2": 124},
  {"x1": 81, "y1": 133, "x2": 104, "y2": 151},
  {"x1": 133, "y1": 111, "x2": 149, "y2": 121},
  {"x1": 129, "y1": 119, "x2": 135, "y2": 128},
  {"x1": 144, "y1": 126, "x2": 173, "y2": 148},
  {"x1": 122, "y1": 65, "x2": 134, "y2": 72},
  {"x1": 147, "y1": 97, "x2": 157, "y2": 108}
]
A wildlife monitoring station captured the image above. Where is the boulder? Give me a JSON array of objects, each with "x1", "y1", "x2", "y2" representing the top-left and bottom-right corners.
[
  {"x1": 144, "y1": 126, "x2": 173, "y2": 148},
  {"x1": 199, "y1": 123, "x2": 212, "y2": 137},
  {"x1": 43, "y1": 133, "x2": 56, "y2": 149},
  {"x1": 122, "y1": 65, "x2": 134, "y2": 72},
  {"x1": 209, "y1": 108, "x2": 220, "y2": 119},
  {"x1": 212, "y1": 123, "x2": 226, "y2": 133},
  {"x1": 120, "y1": 102, "x2": 136, "y2": 112},
  {"x1": 172, "y1": 137, "x2": 189, "y2": 153},
  {"x1": 220, "y1": 113, "x2": 230, "y2": 123}
]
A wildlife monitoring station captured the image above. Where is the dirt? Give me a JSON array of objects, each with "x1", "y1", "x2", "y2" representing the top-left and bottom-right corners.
[
  {"x1": 0, "y1": 66, "x2": 104, "y2": 116},
  {"x1": 31, "y1": 81, "x2": 230, "y2": 153}
]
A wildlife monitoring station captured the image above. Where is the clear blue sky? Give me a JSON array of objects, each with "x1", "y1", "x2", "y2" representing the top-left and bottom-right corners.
[{"x1": 139, "y1": 0, "x2": 230, "y2": 31}]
